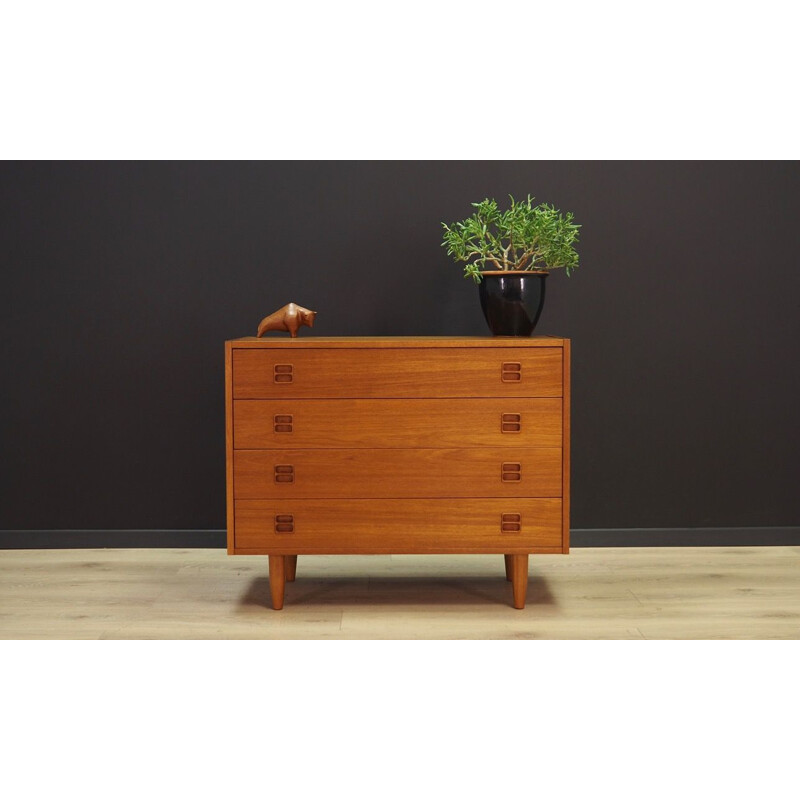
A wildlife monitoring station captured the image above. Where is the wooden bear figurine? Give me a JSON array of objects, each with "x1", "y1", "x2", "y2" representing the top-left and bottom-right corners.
[{"x1": 256, "y1": 303, "x2": 317, "y2": 338}]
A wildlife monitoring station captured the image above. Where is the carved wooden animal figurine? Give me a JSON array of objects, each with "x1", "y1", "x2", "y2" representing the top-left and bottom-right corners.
[{"x1": 256, "y1": 303, "x2": 317, "y2": 338}]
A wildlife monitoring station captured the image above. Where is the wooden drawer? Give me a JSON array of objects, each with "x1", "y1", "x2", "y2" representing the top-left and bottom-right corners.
[
  {"x1": 234, "y1": 498, "x2": 563, "y2": 553},
  {"x1": 233, "y1": 398, "x2": 562, "y2": 449},
  {"x1": 232, "y1": 347, "x2": 562, "y2": 399},
  {"x1": 234, "y1": 447, "x2": 562, "y2": 499}
]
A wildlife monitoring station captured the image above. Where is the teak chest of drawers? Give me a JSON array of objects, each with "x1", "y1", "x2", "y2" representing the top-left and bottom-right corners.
[{"x1": 225, "y1": 336, "x2": 570, "y2": 609}]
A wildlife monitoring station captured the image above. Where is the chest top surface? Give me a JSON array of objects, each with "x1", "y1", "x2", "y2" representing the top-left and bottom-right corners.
[{"x1": 227, "y1": 336, "x2": 566, "y2": 348}]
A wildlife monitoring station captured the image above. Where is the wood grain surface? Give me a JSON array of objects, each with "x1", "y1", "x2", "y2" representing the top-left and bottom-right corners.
[
  {"x1": 234, "y1": 498, "x2": 563, "y2": 553},
  {"x1": 510, "y1": 554, "x2": 529, "y2": 609},
  {"x1": 4, "y1": 547, "x2": 797, "y2": 639},
  {"x1": 233, "y1": 398, "x2": 563, "y2": 449},
  {"x1": 232, "y1": 347, "x2": 563, "y2": 399},
  {"x1": 233, "y1": 447, "x2": 563, "y2": 499}
]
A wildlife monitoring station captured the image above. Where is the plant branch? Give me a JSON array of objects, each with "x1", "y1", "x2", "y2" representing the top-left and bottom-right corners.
[{"x1": 442, "y1": 196, "x2": 580, "y2": 278}]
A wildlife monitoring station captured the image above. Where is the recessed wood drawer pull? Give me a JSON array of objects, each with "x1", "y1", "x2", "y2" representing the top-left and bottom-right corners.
[
  {"x1": 273, "y1": 364, "x2": 294, "y2": 383},
  {"x1": 275, "y1": 514, "x2": 294, "y2": 533},
  {"x1": 501, "y1": 413, "x2": 521, "y2": 433},
  {"x1": 502, "y1": 462, "x2": 521, "y2": 482},
  {"x1": 274, "y1": 465, "x2": 295, "y2": 483},
  {"x1": 501, "y1": 362, "x2": 522, "y2": 382},
  {"x1": 501, "y1": 513, "x2": 521, "y2": 532},
  {"x1": 274, "y1": 414, "x2": 293, "y2": 433}
]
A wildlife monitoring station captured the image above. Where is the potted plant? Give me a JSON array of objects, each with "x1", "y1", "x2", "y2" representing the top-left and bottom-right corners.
[{"x1": 442, "y1": 195, "x2": 580, "y2": 336}]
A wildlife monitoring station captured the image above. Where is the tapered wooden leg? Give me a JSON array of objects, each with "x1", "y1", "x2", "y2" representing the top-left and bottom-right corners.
[
  {"x1": 510, "y1": 554, "x2": 529, "y2": 609},
  {"x1": 504, "y1": 554, "x2": 513, "y2": 581},
  {"x1": 286, "y1": 555, "x2": 297, "y2": 582},
  {"x1": 269, "y1": 555, "x2": 286, "y2": 610}
]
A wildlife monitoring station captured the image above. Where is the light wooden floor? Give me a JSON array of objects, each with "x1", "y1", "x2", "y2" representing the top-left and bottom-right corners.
[{"x1": 1, "y1": 547, "x2": 798, "y2": 639}]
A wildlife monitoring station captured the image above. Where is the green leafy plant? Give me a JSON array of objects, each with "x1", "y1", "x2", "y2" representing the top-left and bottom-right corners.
[{"x1": 442, "y1": 195, "x2": 581, "y2": 283}]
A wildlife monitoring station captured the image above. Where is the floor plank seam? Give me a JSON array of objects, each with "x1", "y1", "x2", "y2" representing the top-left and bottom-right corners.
[{"x1": 627, "y1": 588, "x2": 644, "y2": 606}]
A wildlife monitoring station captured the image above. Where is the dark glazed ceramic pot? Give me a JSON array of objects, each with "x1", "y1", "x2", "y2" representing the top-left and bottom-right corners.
[{"x1": 477, "y1": 270, "x2": 548, "y2": 336}]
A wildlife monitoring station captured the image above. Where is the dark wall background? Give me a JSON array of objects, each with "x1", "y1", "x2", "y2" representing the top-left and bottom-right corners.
[{"x1": 1, "y1": 161, "x2": 799, "y2": 539}]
